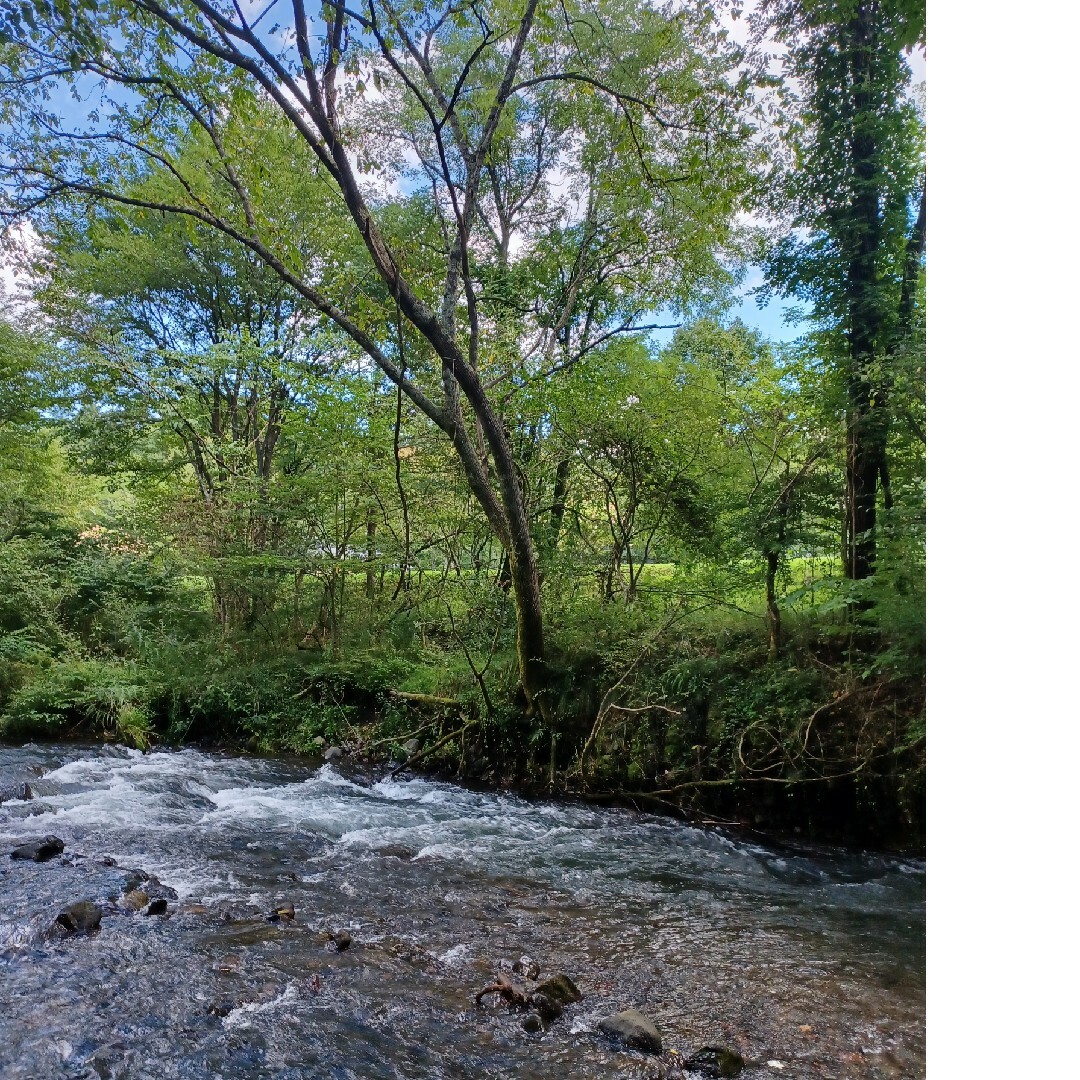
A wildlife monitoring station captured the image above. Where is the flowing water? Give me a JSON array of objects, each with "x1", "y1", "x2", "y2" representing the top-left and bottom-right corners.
[{"x1": 0, "y1": 744, "x2": 924, "y2": 1079}]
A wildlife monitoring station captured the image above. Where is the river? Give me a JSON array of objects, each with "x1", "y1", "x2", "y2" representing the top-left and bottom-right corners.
[{"x1": 0, "y1": 744, "x2": 924, "y2": 1079}]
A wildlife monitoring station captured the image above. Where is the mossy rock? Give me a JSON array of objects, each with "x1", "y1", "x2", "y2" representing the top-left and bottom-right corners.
[
  {"x1": 533, "y1": 973, "x2": 581, "y2": 1006},
  {"x1": 684, "y1": 1045, "x2": 744, "y2": 1077}
]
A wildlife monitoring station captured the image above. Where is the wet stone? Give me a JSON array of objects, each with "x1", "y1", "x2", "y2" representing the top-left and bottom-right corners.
[
  {"x1": 513, "y1": 955, "x2": 540, "y2": 980},
  {"x1": 10, "y1": 835, "x2": 64, "y2": 862},
  {"x1": 323, "y1": 746, "x2": 344, "y2": 763},
  {"x1": 145, "y1": 896, "x2": 168, "y2": 916},
  {"x1": 121, "y1": 869, "x2": 151, "y2": 891},
  {"x1": 331, "y1": 930, "x2": 352, "y2": 952},
  {"x1": 146, "y1": 880, "x2": 179, "y2": 901},
  {"x1": 529, "y1": 992, "x2": 563, "y2": 1024},
  {"x1": 122, "y1": 889, "x2": 150, "y2": 911},
  {"x1": 684, "y1": 1046, "x2": 745, "y2": 1078},
  {"x1": 521, "y1": 1014, "x2": 543, "y2": 1034},
  {"x1": 55, "y1": 900, "x2": 103, "y2": 935},
  {"x1": 533, "y1": 973, "x2": 581, "y2": 1006},
  {"x1": 209, "y1": 921, "x2": 284, "y2": 947},
  {"x1": 598, "y1": 1009, "x2": 663, "y2": 1055}
]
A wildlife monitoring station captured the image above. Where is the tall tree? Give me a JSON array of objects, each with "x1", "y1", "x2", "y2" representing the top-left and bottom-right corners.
[
  {"x1": 752, "y1": 0, "x2": 925, "y2": 581},
  {"x1": 1, "y1": 0, "x2": 749, "y2": 716}
]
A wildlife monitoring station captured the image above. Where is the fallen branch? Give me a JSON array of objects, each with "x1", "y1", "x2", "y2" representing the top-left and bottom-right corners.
[
  {"x1": 364, "y1": 718, "x2": 442, "y2": 752},
  {"x1": 389, "y1": 691, "x2": 462, "y2": 708},
  {"x1": 388, "y1": 720, "x2": 478, "y2": 779},
  {"x1": 475, "y1": 973, "x2": 529, "y2": 1009}
]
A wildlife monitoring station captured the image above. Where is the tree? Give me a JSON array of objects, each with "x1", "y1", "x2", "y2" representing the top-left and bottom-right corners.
[
  {"x1": 1, "y1": 0, "x2": 750, "y2": 717},
  {"x1": 751, "y1": 0, "x2": 925, "y2": 581}
]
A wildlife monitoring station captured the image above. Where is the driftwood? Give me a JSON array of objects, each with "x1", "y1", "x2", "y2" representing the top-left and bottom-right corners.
[{"x1": 475, "y1": 973, "x2": 529, "y2": 1009}]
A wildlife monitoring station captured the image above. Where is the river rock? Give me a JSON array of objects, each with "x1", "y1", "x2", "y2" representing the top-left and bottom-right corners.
[
  {"x1": 376, "y1": 844, "x2": 416, "y2": 859},
  {"x1": 331, "y1": 930, "x2": 352, "y2": 951},
  {"x1": 598, "y1": 1009, "x2": 662, "y2": 1054},
  {"x1": 513, "y1": 955, "x2": 540, "y2": 980},
  {"x1": 323, "y1": 746, "x2": 343, "y2": 763},
  {"x1": 11, "y1": 835, "x2": 64, "y2": 861},
  {"x1": 144, "y1": 877, "x2": 179, "y2": 901},
  {"x1": 267, "y1": 903, "x2": 295, "y2": 922},
  {"x1": 521, "y1": 1014, "x2": 543, "y2": 1034},
  {"x1": 145, "y1": 897, "x2": 168, "y2": 916},
  {"x1": 122, "y1": 889, "x2": 150, "y2": 911},
  {"x1": 533, "y1": 973, "x2": 581, "y2": 1006},
  {"x1": 529, "y1": 992, "x2": 563, "y2": 1024},
  {"x1": 684, "y1": 1046, "x2": 745, "y2": 1078},
  {"x1": 55, "y1": 900, "x2": 103, "y2": 935},
  {"x1": 0, "y1": 781, "x2": 33, "y2": 802},
  {"x1": 122, "y1": 869, "x2": 151, "y2": 891}
]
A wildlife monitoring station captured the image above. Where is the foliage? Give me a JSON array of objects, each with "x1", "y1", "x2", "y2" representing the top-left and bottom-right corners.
[{"x1": 0, "y1": 0, "x2": 924, "y2": 847}]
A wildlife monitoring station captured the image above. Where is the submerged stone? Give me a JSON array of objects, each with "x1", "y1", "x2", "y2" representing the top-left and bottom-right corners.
[
  {"x1": 684, "y1": 1046, "x2": 745, "y2": 1078},
  {"x1": 598, "y1": 1009, "x2": 662, "y2": 1054},
  {"x1": 375, "y1": 844, "x2": 417, "y2": 859}
]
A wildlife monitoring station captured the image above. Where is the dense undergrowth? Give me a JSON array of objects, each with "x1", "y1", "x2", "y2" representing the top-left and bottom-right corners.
[{"x1": 0, "y1": 564, "x2": 925, "y2": 851}]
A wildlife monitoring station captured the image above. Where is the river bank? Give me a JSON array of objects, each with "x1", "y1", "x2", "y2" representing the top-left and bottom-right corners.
[
  {"x1": 0, "y1": 623, "x2": 926, "y2": 855},
  {"x1": 1, "y1": 743, "x2": 925, "y2": 1080}
]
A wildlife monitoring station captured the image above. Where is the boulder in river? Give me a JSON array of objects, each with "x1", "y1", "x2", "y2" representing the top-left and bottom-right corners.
[
  {"x1": 331, "y1": 930, "x2": 352, "y2": 952},
  {"x1": 11, "y1": 835, "x2": 64, "y2": 862},
  {"x1": 144, "y1": 897, "x2": 168, "y2": 916},
  {"x1": 684, "y1": 1046, "x2": 745, "y2": 1078},
  {"x1": 0, "y1": 781, "x2": 33, "y2": 802},
  {"x1": 533, "y1": 973, "x2": 581, "y2": 1006},
  {"x1": 520, "y1": 1014, "x2": 543, "y2": 1034},
  {"x1": 122, "y1": 889, "x2": 150, "y2": 911},
  {"x1": 55, "y1": 900, "x2": 103, "y2": 935},
  {"x1": 323, "y1": 746, "x2": 343, "y2": 763},
  {"x1": 121, "y1": 869, "x2": 151, "y2": 891},
  {"x1": 598, "y1": 1009, "x2": 662, "y2": 1055}
]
